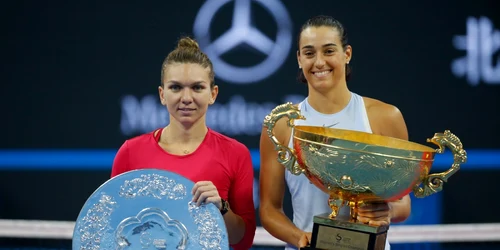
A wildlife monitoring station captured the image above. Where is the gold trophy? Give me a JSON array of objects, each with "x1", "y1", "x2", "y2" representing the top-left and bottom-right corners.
[{"x1": 263, "y1": 103, "x2": 467, "y2": 250}]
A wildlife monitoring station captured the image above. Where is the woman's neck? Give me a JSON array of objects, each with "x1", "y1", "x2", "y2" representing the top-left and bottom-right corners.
[
  {"x1": 162, "y1": 117, "x2": 208, "y2": 144},
  {"x1": 307, "y1": 80, "x2": 352, "y2": 114}
]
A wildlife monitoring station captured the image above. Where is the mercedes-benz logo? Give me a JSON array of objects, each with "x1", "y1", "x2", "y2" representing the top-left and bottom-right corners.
[{"x1": 193, "y1": 0, "x2": 292, "y2": 84}]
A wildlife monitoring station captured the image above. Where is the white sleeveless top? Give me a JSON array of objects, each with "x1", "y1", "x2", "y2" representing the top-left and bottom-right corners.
[{"x1": 284, "y1": 92, "x2": 391, "y2": 250}]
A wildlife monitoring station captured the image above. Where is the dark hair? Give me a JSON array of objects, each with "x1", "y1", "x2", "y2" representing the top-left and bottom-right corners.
[
  {"x1": 297, "y1": 15, "x2": 351, "y2": 83},
  {"x1": 161, "y1": 36, "x2": 215, "y2": 87}
]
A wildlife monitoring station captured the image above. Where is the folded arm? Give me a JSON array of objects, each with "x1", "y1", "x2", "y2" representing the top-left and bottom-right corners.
[{"x1": 259, "y1": 119, "x2": 307, "y2": 248}]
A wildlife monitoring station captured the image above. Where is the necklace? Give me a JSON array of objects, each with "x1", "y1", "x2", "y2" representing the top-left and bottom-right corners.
[{"x1": 160, "y1": 127, "x2": 206, "y2": 155}]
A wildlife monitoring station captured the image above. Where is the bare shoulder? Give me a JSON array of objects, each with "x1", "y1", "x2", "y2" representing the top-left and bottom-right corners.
[
  {"x1": 363, "y1": 97, "x2": 403, "y2": 119},
  {"x1": 362, "y1": 97, "x2": 408, "y2": 140}
]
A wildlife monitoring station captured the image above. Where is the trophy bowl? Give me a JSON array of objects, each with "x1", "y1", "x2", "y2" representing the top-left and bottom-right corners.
[{"x1": 263, "y1": 102, "x2": 467, "y2": 221}]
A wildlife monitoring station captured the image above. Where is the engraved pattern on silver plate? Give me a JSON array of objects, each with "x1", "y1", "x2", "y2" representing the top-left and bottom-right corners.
[
  {"x1": 78, "y1": 193, "x2": 117, "y2": 250},
  {"x1": 119, "y1": 173, "x2": 187, "y2": 200},
  {"x1": 188, "y1": 201, "x2": 224, "y2": 250},
  {"x1": 115, "y1": 207, "x2": 189, "y2": 250}
]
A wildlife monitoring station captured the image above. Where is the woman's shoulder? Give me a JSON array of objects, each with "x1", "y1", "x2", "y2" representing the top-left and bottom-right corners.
[
  {"x1": 207, "y1": 129, "x2": 249, "y2": 153},
  {"x1": 362, "y1": 96, "x2": 403, "y2": 117},
  {"x1": 361, "y1": 96, "x2": 407, "y2": 137},
  {"x1": 121, "y1": 129, "x2": 159, "y2": 148}
]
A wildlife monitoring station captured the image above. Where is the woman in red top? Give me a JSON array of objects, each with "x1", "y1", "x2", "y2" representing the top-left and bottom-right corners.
[{"x1": 111, "y1": 36, "x2": 256, "y2": 250}]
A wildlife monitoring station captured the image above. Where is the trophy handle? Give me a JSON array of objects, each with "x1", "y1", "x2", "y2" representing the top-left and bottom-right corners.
[
  {"x1": 413, "y1": 130, "x2": 467, "y2": 198},
  {"x1": 263, "y1": 102, "x2": 306, "y2": 175}
]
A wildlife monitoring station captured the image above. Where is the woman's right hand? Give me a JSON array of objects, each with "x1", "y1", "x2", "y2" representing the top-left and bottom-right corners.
[{"x1": 298, "y1": 232, "x2": 312, "y2": 248}]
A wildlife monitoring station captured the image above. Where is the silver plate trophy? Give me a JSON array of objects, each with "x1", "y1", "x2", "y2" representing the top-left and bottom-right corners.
[{"x1": 72, "y1": 169, "x2": 229, "y2": 250}]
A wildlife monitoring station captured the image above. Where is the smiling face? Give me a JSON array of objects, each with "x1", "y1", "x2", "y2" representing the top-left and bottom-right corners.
[
  {"x1": 297, "y1": 26, "x2": 352, "y2": 90},
  {"x1": 158, "y1": 63, "x2": 218, "y2": 127}
]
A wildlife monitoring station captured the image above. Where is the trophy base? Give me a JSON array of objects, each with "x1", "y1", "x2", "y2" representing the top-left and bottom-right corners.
[{"x1": 305, "y1": 213, "x2": 389, "y2": 250}]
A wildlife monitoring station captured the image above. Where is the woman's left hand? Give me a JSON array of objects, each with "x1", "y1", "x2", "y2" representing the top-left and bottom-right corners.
[
  {"x1": 191, "y1": 181, "x2": 222, "y2": 209},
  {"x1": 357, "y1": 202, "x2": 392, "y2": 226}
]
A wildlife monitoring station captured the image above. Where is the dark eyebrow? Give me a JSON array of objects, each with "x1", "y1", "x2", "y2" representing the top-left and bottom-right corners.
[
  {"x1": 322, "y1": 43, "x2": 337, "y2": 48},
  {"x1": 301, "y1": 43, "x2": 337, "y2": 50},
  {"x1": 167, "y1": 81, "x2": 205, "y2": 86}
]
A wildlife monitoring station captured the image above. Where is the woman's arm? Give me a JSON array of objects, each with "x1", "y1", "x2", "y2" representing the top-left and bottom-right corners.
[
  {"x1": 364, "y1": 99, "x2": 412, "y2": 224},
  {"x1": 259, "y1": 118, "x2": 307, "y2": 248},
  {"x1": 225, "y1": 142, "x2": 257, "y2": 249},
  {"x1": 191, "y1": 142, "x2": 256, "y2": 249},
  {"x1": 110, "y1": 140, "x2": 130, "y2": 178}
]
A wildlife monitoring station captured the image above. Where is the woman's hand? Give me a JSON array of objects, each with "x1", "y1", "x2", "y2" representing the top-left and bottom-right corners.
[
  {"x1": 357, "y1": 202, "x2": 392, "y2": 226},
  {"x1": 191, "y1": 181, "x2": 222, "y2": 209},
  {"x1": 298, "y1": 232, "x2": 312, "y2": 249}
]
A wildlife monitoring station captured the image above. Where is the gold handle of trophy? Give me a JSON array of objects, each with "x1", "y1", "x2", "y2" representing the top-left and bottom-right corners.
[
  {"x1": 262, "y1": 102, "x2": 306, "y2": 175},
  {"x1": 413, "y1": 130, "x2": 467, "y2": 198}
]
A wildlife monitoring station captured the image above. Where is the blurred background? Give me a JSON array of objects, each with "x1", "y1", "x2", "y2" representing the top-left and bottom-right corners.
[{"x1": 1, "y1": 0, "x2": 499, "y2": 249}]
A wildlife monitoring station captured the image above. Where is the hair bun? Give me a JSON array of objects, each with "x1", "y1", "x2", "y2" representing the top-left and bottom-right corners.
[{"x1": 176, "y1": 37, "x2": 200, "y2": 50}]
